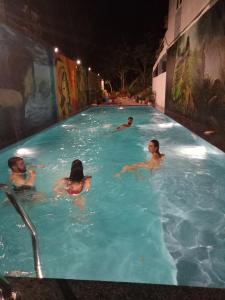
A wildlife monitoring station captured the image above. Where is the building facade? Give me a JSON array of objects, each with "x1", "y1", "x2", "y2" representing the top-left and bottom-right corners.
[
  {"x1": 152, "y1": 0, "x2": 218, "y2": 110},
  {"x1": 152, "y1": 0, "x2": 225, "y2": 151}
]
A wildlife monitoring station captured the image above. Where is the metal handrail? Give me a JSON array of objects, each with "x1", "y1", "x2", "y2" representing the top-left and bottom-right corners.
[{"x1": 0, "y1": 184, "x2": 43, "y2": 279}]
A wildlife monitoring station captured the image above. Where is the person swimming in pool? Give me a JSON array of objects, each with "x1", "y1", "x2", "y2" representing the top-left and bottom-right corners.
[
  {"x1": 54, "y1": 159, "x2": 91, "y2": 197},
  {"x1": 8, "y1": 157, "x2": 37, "y2": 192},
  {"x1": 115, "y1": 139, "x2": 165, "y2": 176},
  {"x1": 8, "y1": 156, "x2": 45, "y2": 201},
  {"x1": 116, "y1": 116, "x2": 133, "y2": 130}
]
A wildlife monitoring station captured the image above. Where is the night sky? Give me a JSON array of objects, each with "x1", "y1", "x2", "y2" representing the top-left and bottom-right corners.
[{"x1": 41, "y1": 0, "x2": 169, "y2": 73}]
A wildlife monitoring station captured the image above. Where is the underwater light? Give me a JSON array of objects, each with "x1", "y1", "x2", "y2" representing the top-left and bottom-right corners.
[
  {"x1": 16, "y1": 148, "x2": 33, "y2": 156},
  {"x1": 176, "y1": 146, "x2": 207, "y2": 159},
  {"x1": 158, "y1": 122, "x2": 181, "y2": 128}
]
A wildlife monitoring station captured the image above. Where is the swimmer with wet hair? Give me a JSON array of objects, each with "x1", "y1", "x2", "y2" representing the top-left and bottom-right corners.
[
  {"x1": 116, "y1": 116, "x2": 133, "y2": 130},
  {"x1": 54, "y1": 159, "x2": 91, "y2": 196},
  {"x1": 115, "y1": 139, "x2": 165, "y2": 176},
  {"x1": 8, "y1": 157, "x2": 36, "y2": 191},
  {"x1": 54, "y1": 159, "x2": 92, "y2": 209}
]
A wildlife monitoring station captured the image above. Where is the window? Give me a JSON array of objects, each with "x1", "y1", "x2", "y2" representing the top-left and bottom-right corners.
[
  {"x1": 153, "y1": 54, "x2": 167, "y2": 78},
  {"x1": 176, "y1": 0, "x2": 182, "y2": 9},
  {"x1": 153, "y1": 65, "x2": 158, "y2": 78}
]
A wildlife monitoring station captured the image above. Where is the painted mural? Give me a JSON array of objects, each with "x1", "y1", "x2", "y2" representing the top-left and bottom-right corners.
[
  {"x1": 166, "y1": 0, "x2": 225, "y2": 133},
  {"x1": 0, "y1": 23, "x2": 56, "y2": 148},
  {"x1": 77, "y1": 66, "x2": 88, "y2": 109},
  {"x1": 55, "y1": 54, "x2": 78, "y2": 119}
]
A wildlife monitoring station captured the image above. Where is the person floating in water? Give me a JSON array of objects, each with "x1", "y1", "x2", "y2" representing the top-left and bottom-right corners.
[
  {"x1": 115, "y1": 140, "x2": 164, "y2": 176},
  {"x1": 54, "y1": 159, "x2": 91, "y2": 209},
  {"x1": 116, "y1": 116, "x2": 133, "y2": 130}
]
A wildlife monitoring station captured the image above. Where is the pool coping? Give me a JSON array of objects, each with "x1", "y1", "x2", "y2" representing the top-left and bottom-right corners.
[{"x1": 6, "y1": 277, "x2": 225, "y2": 300}]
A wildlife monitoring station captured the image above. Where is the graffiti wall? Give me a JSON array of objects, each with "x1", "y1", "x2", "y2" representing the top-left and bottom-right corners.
[
  {"x1": 77, "y1": 66, "x2": 88, "y2": 110},
  {"x1": 0, "y1": 23, "x2": 57, "y2": 148},
  {"x1": 0, "y1": 24, "x2": 102, "y2": 149},
  {"x1": 166, "y1": 0, "x2": 225, "y2": 133},
  {"x1": 55, "y1": 54, "x2": 78, "y2": 119}
]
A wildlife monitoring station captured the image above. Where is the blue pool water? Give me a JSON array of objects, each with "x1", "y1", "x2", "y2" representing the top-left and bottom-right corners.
[{"x1": 0, "y1": 106, "x2": 225, "y2": 288}]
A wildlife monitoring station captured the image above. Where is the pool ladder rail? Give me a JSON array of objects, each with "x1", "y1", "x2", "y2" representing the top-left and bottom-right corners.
[{"x1": 0, "y1": 183, "x2": 43, "y2": 279}]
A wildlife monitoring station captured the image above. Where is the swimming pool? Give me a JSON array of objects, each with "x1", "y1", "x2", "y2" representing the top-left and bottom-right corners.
[{"x1": 0, "y1": 106, "x2": 225, "y2": 288}]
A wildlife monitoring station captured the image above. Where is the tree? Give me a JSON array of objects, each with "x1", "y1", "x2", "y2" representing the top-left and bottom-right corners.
[
  {"x1": 112, "y1": 42, "x2": 131, "y2": 90},
  {"x1": 132, "y1": 35, "x2": 156, "y2": 89}
]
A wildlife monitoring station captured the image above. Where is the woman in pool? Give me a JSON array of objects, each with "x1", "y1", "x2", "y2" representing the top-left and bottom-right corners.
[
  {"x1": 116, "y1": 139, "x2": 164, "y2": 176},
  {"x1": 54, "y1": 159, "x2": 91, "y2": 201}
]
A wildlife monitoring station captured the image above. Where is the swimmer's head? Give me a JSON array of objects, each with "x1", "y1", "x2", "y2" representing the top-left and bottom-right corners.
[
  {"x1": 8, "y1": 157, "x2": 27, "y2": 173},
  {"x1": 69, "y1": 159, "x2": 84, "y2": 182},
  {"x1": 128, "y1": 117, "x2": 133, "y2": 126},
  {"x1": 148, "y1": 140, "x2": 160, "y2": 155}
]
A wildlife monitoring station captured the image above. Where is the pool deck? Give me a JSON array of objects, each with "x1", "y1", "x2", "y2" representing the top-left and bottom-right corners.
[
  {"x1": 166, "y1": 109, "x2": 225, "y2": 153},
  {"x1": 6, "y1": 277, "x2": 225, "y2": 300}
]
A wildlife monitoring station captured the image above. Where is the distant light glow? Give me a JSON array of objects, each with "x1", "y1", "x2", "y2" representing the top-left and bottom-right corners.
[
  {"x1": 76, "y1": 59, "x2": 81, "y2": 65},
  {"x1": 88, "y1": 67, "x2": 91, "y2": 71},
  {"x1": 62, "y1": 124, "x2": 75, "y2": 128},
  {"x1": 118, "y1": 107, "x2": 124, "y2": 110},
  {"x1": 103, "y1": 124, "x2": 113, "y2": 128},
  {"x1": 176, "y1": 146, "x2": 207, "y2": 159},
  {"x1": 16, "y1": 148, "x2": 33, "y2": 156},
  {"x1": 158, "y1": 122, "x2": 181, "y2": 129},
  {"x1": 54, "y1": 47, "x2": 59, "y2": 53},
  {"x1": 97, "y1": 73, "x2": 100, "y2": 76}
]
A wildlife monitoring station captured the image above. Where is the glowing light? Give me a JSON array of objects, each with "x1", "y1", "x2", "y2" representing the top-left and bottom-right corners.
[
  {"x1": 118, "y1": 107, "x2": 124, "y2": 110},
  {"x1": 16, "y1": 148, "x2": 33, "y2": 156},
  {"x1": 88, "y1": 67, "x2": 91, "y2": 71},
  {"x1": 76, "y1": 59, "x2": 81, "y2": 65},
  {"x1": 62, "y1": 124, "x2": 75, "y2": 128},
  {"x1": 176, "y1": 146, "x2": 207, "y2": 159},
  {"x1": 103, "y1": 124, "x2": 112, "y2": 128},
  {"x1": 97, "y1": 73, "x2": 100, "y2": 76},
  {"x1": 54, "y1": 47, "x2": 59, "y2": 53},
  {"x1": 158, "y1": 122, "x2": 181, "y2": 129}
]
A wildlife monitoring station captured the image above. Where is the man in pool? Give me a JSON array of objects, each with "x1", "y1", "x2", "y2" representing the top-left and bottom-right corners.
[
  {"x1": 116, "y1": 116, "x2": 133, "y2": 130},
  {"x1": 115, "y1": 140, "x2": 164, "y2": 176},
  {"x1": 8, "y1": 157, "x2": 37, "y2": 192}
]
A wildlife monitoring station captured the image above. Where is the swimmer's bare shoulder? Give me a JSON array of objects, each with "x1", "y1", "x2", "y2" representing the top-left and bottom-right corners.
[{"x1": 160, "y1": 154, "x2": 165, "y2": 160}]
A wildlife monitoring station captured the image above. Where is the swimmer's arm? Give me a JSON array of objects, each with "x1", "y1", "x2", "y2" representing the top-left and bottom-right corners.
[
  {"x1": 10, "y1": 170, "x2": 36, "y2": 187},
  {"x1": 25, "y1": 170, "x2": 36, "y2": 186},
  {"x1": 53, "y1": 179, "x2": 66, "y2": 195},
  {"x1": 10, "y1": 174, "x2": 26, "y2": 187},
  {"x1": 28, "y1": 164, "x2": 46, "y2": 170},
  {"x1": 115, "y1": 162, "x2": 148, "y2": 176},
  {"x1": 84, "y1": 177, "x2": 91, "y2": 191},
  {"x1": 116, "y1": 124, "x2": 127, "y2": 130}
]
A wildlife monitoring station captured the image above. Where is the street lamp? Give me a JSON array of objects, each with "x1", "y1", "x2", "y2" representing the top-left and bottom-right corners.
[
  {"x1": 76, "y1": 59, "x2": 81, "y2": 65},
  {"x1": 88, "y1": 67, "x2": 91, "y2": 71},
  {"x1": 54, "y1": 47, "x2": 59, "y2": 53}
]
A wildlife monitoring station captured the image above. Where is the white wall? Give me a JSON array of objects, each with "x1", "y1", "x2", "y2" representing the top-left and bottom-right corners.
[
  {"x1": 166, "y1": 0, "x2": 216, "y2": 46},
  {"x1": 152, "y1": 72, "x2": 167, "y2": 110}
]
